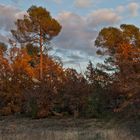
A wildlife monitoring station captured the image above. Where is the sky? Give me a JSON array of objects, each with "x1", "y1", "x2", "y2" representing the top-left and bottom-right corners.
[{"x1": 0, "y1": 0, "x2": 140, "y2": 72}]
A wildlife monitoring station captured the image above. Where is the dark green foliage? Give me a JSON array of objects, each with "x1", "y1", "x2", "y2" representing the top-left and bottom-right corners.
[
  {"x1": 25, "y1": 97, "x2": 38, "y2": 118},
  {"x1": 85, "y1": 61, "x2": 113, "y2": 118}
]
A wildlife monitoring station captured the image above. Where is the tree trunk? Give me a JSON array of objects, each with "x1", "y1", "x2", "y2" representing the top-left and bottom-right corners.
[{"x1": 40, "y1": 30, "x2": 43, "y2": 80}]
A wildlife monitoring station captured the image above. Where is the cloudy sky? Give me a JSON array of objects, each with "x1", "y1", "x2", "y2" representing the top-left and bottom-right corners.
[{"x1": 0, "y1": 0, "x2": 140, "y2": 71}]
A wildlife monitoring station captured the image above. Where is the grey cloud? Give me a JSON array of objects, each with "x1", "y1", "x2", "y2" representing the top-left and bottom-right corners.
[
  {"x1": 0, "y1": 34, "x2": 8, "y2": 43},
  {"x1": 67, "y1": 53, "x2": 84, "y2": 60},
  {"x1": 54, "y1": 2, "x2": 139, "y2": 67},
  {"x1": 0, "y1": 5, "x2": 18, "y2": 31},
  {"x1": 55, "y1": 10, "x2": 121, "y2": 59},
  {"x1": 0, "y1": 4, "x2": 26, "y2": 42},
  {"x1": 56, "y1": 12, "x2": 98, "y2": 55}
]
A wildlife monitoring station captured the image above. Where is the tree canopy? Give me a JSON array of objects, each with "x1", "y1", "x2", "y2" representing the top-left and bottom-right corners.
[
  {"x1": 11, "y1": 6, "x2": 62, "y2": 80},
  {"x1": 95, "y1": 24, "x2": 140, "y2": 113}
]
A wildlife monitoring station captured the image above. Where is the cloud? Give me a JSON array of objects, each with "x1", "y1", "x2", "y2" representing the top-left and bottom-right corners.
[
  {"x1": 0, "y1": 34, "x2": 8, "y2": 43},
  {"x1": 127, "y1": 2, "x2": 139, "y2": 17},
  {"x1": 116, "y1": 5, "x2": 125, "y2": 13},
  {"x1": 56, "y1": 12, "x2": 97, "y2": 55},
  {"x1": 0, "y1": 4, "x2": 26, "y2": 42},
  {"x1": 116, "y1": 2, "x2": 139, "y2": 17},
  {"x1": 54, "y1": 9, "x2": 121, "y2": 66},
  {"x1": 74, "y1": 0, "x2": 93, "y2": 8},
  {"x1": 0, "y1": 5, "x2": 19, "y2": 31},
  {"x1": 55, "y1": 2, "x2": 139, "y2": 68},
  {"x1": 87, "y1": 9, "x2": 121, "y2": 27}
]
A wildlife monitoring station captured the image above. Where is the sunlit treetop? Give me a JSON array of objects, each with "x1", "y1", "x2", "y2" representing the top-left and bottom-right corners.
[{"x1": 11, "y1": 5, "x2": 62, "y2": 44}]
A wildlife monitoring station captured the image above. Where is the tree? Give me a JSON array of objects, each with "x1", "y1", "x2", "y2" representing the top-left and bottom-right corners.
[
  {"x1": 11, "y1": 6, "x2": 62, "y2": 80},
  {"x1": 85, "y1": 61, "x2": 112, "y2": 117},
  {"x1": 0, "y1": 42, "x2": 7, "y2": 56},
  {"x1": 95, "y1": 24, "x2": 140, "y2": 114},
  {"x1": 0, "y1": 46, "x2": 36, "y2": 116},
  {"x1": 85, "y1": 61, "x2": 95, "y2": 84},
  {"x1": 95, "y1": 24, "x2": 140, "y2": 71},
  {"x1": 0, "y1": 42, "x2": 10, "y2": 94},
  {"x1": 85, "y1": 61, "x2": 111, "y2": 88},
  {"x1": 58, "y1": 68, "x2": 89, "y2": 118}
]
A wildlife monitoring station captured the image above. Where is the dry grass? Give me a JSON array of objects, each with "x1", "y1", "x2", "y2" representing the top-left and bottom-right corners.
[{"x1": 0, "y1": 116, "x2": 139, "y2": 140}]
